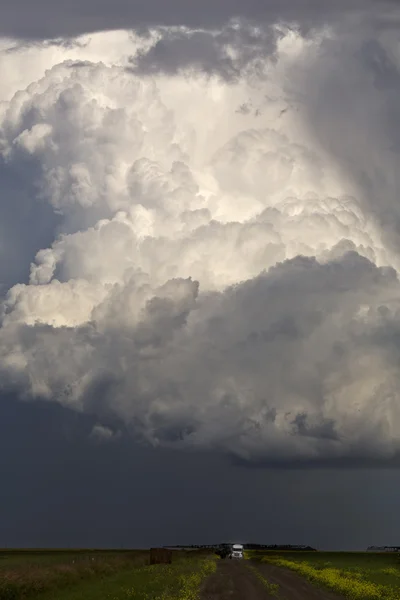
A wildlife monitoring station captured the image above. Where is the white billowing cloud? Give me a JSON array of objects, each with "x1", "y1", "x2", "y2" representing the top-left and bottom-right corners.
[
  {"x1": 0, "y1": 30, "x2": 158, "y2": 103},
  {"x1": 1, "y1": 25, "x2": 400, "y2": 465}
]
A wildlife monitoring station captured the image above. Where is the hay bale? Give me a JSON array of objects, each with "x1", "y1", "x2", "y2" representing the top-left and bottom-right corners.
[{"x1": 150, "y1": 548, "x2": 172, "y2": 565}]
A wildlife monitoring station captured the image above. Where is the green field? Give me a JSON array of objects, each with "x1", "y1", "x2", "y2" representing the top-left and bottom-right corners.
[
  {"x1": 256, "y1": 550, "x2": 400, "y2": 600},
  {"x1": 0, "y1": 549, "x2": 217, "y2": 600}
]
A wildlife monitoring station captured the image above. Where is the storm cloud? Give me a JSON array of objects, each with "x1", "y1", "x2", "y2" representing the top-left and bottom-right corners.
[
  {"x1": 0, "y1": 0, "x2": 398, "y2": 40},
  {"x1": 1, "y1": 6, "x2": 400, "y2": 468}
]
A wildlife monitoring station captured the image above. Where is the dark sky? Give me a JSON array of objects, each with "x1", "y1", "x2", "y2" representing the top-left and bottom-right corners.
[
  {"x1": 2, "y1": 0, "x2": 400, "y2": 552},
  {"x1": 1, "y1": 395, "x2": 399, "y2": 550}
]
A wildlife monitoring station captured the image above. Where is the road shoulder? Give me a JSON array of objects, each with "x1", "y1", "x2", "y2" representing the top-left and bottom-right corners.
[{"x1": 254, "y1": 560, "x2": 346, "y2": 600}]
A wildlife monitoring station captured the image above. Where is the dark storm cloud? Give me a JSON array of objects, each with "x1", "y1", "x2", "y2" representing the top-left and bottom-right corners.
[
  {"x1": 0, "y1": 0, "x2": 397, "y2": 40},
  {"x1": 131, "y1": 24, "x2": 279, "y2": 80},
  {"x1": 1, "y1": 395, "x2": 400, "y2": 550}
]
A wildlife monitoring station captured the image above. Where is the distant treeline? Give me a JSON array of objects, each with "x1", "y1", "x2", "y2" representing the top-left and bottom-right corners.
[
  {"x1": 366, "y1": 546, "x2": 400, "y2": 552},
  {"x1": 244, "y1": 544, "x2": 317, "y2": 551},
  {"x1": 165, "y1": 544, "x2": 317, "y2": 551}
]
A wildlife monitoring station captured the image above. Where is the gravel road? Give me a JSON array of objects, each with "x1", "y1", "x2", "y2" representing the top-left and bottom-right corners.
[{"x1": 200, "y1": 558, "x2": 345, "y2": 600}]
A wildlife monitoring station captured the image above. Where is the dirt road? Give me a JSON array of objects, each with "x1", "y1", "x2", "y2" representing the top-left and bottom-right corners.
[
  {"x1": 200, "y1": 559, "x2": 271, "y2": 600},
  {"x1": 200, "y1": 559, "x2": 345, "y2": 600}
]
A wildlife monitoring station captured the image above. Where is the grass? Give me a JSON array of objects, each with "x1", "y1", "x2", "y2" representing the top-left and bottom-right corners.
[
  {"x1": 0, "y1": 550, "x2": 148, "y2": 599},
  {"x1": 41, "y1": 554, "x2": 217, "y2": 600},
  {"x1": 0, "y1": 549, "x2": 217, "y2": 600},
  {"x1": 0, "y1": 550, "x2": 143, "y2": 571},
  {"x1": 259, "y1": 551, "x2": 400, "y2": 600}
]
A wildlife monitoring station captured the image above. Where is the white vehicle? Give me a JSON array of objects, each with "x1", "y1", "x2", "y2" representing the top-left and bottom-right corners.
[{"x1": 230, "y1": 544, "x2": 244, "y2": 559}]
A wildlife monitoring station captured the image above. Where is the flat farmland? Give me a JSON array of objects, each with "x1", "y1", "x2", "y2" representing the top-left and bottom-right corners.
[
  {"x1": 0, "y1": 548, "x2": 216, "y2": 600},
  {"x1": 1, "y1": 548, "x2": 399, "y2": 599}
]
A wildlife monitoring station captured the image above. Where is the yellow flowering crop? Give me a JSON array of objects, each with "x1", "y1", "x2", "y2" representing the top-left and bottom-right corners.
[{"x1": 262, "y1": 555, "x2": 400, "y2": 600}]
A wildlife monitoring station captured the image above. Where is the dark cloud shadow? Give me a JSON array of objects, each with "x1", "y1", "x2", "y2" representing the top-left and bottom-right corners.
[
  {"x1": 0, "y1": 157, "x2": 61, "y2": 293},
  {"x1": 0, "y1": 0, "x2": 396, "y2": 41}
]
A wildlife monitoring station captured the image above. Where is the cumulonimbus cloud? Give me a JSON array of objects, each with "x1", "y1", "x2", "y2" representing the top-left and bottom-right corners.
[{"x1": 1, "y1": 20, "x2": 400, "y2": 465}]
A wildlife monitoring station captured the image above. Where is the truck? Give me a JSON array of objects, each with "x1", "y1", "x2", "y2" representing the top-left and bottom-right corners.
[{"x1": 230, "y1": 544, "x2": 244, "y2": 559}]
